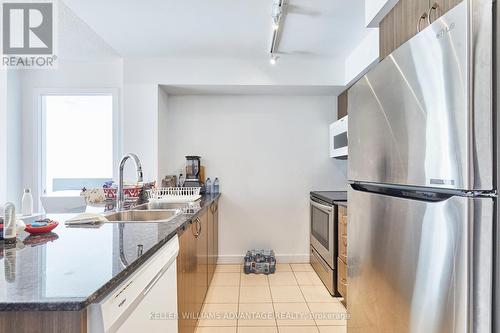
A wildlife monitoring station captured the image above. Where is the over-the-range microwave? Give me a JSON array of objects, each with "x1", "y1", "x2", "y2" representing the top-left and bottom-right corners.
[{"x1": 329, "y1": 115, "x2": 348, "y2": 159}]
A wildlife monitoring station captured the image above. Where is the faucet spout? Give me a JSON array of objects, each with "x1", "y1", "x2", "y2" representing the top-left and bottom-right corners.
[{"x1": 117, "y1": 153, "x2": 143, "y2": 211}]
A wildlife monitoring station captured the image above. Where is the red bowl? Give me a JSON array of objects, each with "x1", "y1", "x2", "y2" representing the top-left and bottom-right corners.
[
  {"x1": 103, "y1": 187, "x2": 141, "y2": 199},
  {"x1": 25, "y1": 221, "x2": 59, "y2": 235}
]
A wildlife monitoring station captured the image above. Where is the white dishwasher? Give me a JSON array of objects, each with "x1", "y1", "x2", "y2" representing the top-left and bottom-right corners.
[{"x1": 88, "y1": 235, "x2": 179, "y2": 333}]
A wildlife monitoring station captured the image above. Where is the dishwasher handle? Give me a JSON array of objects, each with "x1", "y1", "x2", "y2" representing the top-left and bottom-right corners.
[{"x1": 143, "y1": 255, "x2": 176, "y2": 296}]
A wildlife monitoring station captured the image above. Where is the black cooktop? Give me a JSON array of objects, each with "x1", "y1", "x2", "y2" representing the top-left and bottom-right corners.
[{"x1": 310, "y1": 191, "x2": 347, "y2": 204}]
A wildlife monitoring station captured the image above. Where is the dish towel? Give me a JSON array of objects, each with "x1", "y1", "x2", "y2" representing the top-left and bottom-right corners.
[{"x1": 65, "y1": 213, "x2": 108, "y2": 225}]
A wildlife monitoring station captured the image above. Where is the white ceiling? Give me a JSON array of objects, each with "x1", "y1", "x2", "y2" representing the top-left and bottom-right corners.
[{"x1": 62, "y1": 0, "x2": 369, "y2": 60}]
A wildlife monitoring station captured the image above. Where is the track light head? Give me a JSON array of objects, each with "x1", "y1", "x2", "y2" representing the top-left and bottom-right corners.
[
  {"x1": 270, "y1": 54, "x2": 279, "y2": 65},
  {"x1": 271, "y1": 0, "x2": 283, "y2": 30}
]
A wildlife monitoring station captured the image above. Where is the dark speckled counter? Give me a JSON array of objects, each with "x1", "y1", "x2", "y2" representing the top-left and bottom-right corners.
[{"x1": 0, "y1": 193, "x2": 220, "y2": 311}]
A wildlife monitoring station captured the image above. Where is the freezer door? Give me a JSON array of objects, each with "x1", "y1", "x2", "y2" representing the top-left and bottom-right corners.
[
  {"x1": 347, "y1": 188, "x2": 493, "y2": 333},
  {"x1": 348, "y1": 1, "x2": 493, "y2": 191}
]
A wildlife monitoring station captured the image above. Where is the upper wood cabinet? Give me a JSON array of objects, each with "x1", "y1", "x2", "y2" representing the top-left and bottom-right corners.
[
  {"x1": 379, "y1": 0, "x2": 462, "y2": 59},
  {"x1": 337, "y1": 90, "x2": 348, "y2": 119},
  {"x1": 380, "y1": 0, "x2": 431, "y2": 59},
  {"x1": 433, "y1": 0, "x2": 463, "y2": 18}
]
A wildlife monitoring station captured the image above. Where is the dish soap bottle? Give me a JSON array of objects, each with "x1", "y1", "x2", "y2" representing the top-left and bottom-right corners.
[
  {"x1": 205, "y1": 178, "x2": 212, "y2": 194},
  {"x1": 213, "y1": 178, "x2": 220, "y2": 193},
  {"x1": 22, "y1": 188, "x2": 33, "y2": 216},
  {"x1": 3, "y1": 202, "x2": 17, "y2": 243}
]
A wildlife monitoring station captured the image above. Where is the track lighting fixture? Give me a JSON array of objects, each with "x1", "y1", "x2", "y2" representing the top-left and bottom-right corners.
[
  {"x1": 269, "y1": 0, "x2": 286, "y2": 65},
  {"x1": 270, "y1": 54, "x2": 279, "y2": 65}
]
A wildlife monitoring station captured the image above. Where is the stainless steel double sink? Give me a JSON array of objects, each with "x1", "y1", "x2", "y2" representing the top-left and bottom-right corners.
[{"x1": 103, "y1": 202, "x2": 190, "y2": 223}]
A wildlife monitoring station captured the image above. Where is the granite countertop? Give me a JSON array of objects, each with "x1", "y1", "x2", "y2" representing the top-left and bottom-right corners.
[
  {"x1": 310, "y1": 191, "x2": 347, "y2": 205},
  {"x1": 0, "y1": 193, "x2": 220, "y2": 311}
]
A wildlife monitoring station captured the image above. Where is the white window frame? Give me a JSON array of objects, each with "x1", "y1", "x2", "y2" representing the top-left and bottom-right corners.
[{"x1": 35, "y1": 88, "x2": 121, "y2": 199}]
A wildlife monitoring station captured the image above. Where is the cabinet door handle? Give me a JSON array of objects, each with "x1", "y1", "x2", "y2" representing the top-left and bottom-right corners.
[
  {"x1": 195, "y1": 217, "x2": 201, "y2": 237},
  {"x1": 427, "y1": 2, "x2": 439, "y2": 25},
  {"x1": 192, "y1": 219, "x2": 199, "y2": 238},
  {"x1": 417, "y1": 12, "x2": 428, "y2": 33}
]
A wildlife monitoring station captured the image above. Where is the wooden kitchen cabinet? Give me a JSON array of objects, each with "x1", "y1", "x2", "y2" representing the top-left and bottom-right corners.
[
  {"x1": 177, "y1": 201, "x2": 219, "y2": 333},
  {"x1": 207, "y1": 200, "x2": 219, "y2": 284},
  {"x1": 177, "y1": 221, "x2": 198, "y2": 333},
  {"x1": 194, "y1": 211, "x2": 209, "y2": 319},
  {"x1": 0, "y1": 311, "x2": 86, "y2": 333},
  {"x1": 337, "y1": 90, "x2": 348, "y2": 119},
  {"x1": 337, "y1": 205, "x2": 348, "y2": 303},
  {"x1": 380, "y1": 0, "x2": 463, "y2": 59},
  {"x1": 213, "y1": 201, "x2": 219, "y2": 268},
  {"x1": 177, "y1": 212, "x2": 208, "y2": 333},
  {"x1": 433, "y1": 0, "x2": 462, "y2": 18},
  {"x1": 380, "y1": 0, "x2": 431, "y2": 59}
]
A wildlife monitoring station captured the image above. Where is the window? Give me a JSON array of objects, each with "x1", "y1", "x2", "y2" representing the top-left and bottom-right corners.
[{"x1": 40, "y1": 93, "x2": 118, "y2": 195}]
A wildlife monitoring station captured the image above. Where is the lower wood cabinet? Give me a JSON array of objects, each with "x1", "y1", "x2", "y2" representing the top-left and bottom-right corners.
[
  {"x1": 194, "y1": 212, "x2": 208, "y2": 323},
  {"x1": 177, "y1": 199, "x2": 219, "y2": 333},
  {"x1": 0, "y1": 311, "x2": 86, "y2": 333},
  {"x1": 177, "y1": 220, "x2": 198, "y2": 333},
  {"x1": 337, "y1": 257, "x2": 348, "y2": 302},
  {"x1": 207, "y1": 200, "x2": 219, "y2": 284},
  {"x1": 337, "y1": 205, "x2": 348, "y2": 304}
]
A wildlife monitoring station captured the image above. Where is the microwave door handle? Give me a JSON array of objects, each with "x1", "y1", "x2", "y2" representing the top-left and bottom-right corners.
[{"x1": 311, "y1": 200, "x2": 333, "y2": 213}]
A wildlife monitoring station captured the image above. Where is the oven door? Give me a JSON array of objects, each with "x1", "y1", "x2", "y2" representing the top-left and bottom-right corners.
[{"x1": 310, "y1": 199, "x2": 335, "y2": 268}]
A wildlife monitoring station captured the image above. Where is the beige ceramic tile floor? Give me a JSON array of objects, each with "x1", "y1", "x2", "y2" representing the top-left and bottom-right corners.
[{"x1": 196, "y1": 264, "x2": 348, "y2": 333}]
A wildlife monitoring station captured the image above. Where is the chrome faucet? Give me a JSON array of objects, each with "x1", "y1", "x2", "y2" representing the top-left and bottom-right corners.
[{"x1": 117, "y1": 153, "x2": 143, "y2": 211}]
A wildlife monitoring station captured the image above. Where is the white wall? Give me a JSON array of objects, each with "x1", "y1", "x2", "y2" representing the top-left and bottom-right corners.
[
  {"x1": 345, "y1": 29, "x2": 380, "y2": 86},
  {"x1": 163, "y1": 95, "x2": 347, "y2": 263},
  {"x1": 121, "y1": 83, "x2": 158, "y2": 181},
  {"x1": 0, "y1": 70, "x2": 23, "y2": 208},
  {"x1": 157, "y1": 87, "x2": 170, "y2": 182},
  {"x1": 0, "y1": 71, "x2": 7, "y2": 205},
  {"x1": 365, "y1": 0, "x2": 399, "y2": 27},
  {"x1": 20, "y1": 60, "x2": 123, "y2": 207},
  {"x1": 18, "y1": 2, "x2": 123, "y2": 208},
  {"x1": 6, "y1": 71, "x2": 22, "y2": 208},
  {"x1": 123, "y1": 57, "x2": 345, "y2": 87},
  {"x1": 121, "y1": 55, "x2": 346, "y2": 183}
]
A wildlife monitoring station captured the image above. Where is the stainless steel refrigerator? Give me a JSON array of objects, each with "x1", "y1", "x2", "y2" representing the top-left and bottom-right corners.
[{"x1": 347, "y1": 1, "x2": 497, "y2": 332}]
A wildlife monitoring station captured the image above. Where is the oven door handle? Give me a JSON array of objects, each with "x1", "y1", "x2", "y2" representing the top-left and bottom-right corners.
[{"x1": 311, "y1": 200, "x2": 333, "y2": 213}]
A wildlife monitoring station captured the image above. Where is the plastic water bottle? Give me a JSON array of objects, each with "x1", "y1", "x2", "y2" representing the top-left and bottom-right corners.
[
  {"x1": 22, "y1": 188, "x2": 33, "y2": 216},
  {"x1": 213, "y1": 178, "x2": 220, "y2": 193},
  {"x1": 205, "y1": 178, "x2": 212, "y2": 194}
]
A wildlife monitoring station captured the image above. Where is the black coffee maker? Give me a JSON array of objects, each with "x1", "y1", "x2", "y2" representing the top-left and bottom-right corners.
[{"x1": 184, "y1": 156, "x2": 201, "y2": 187}]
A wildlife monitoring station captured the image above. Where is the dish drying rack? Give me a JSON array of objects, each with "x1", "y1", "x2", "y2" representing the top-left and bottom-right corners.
[{"x1": 147, "y1": 187, "x2": 201, "y2": 203}]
